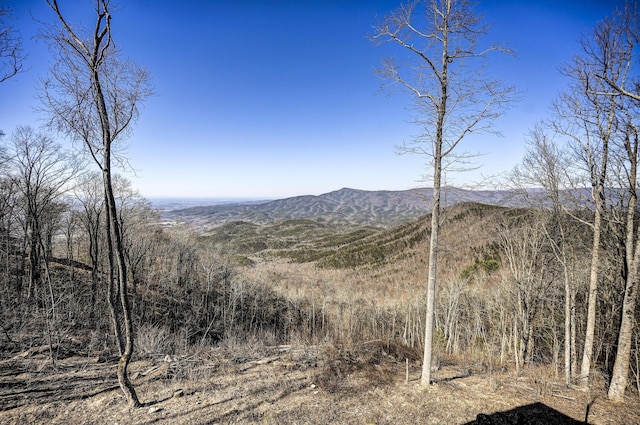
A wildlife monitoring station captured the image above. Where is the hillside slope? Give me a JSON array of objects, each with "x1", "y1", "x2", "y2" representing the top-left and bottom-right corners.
[
  {"x1": 198, "y1": 201, "x2": 520, "y2": 275},
  {"x1": 168, "y1": 187, "x2": 528, "y2": 228},
  {"x1": 276, "y1": 202, "x2": 515, "y2": 271}
]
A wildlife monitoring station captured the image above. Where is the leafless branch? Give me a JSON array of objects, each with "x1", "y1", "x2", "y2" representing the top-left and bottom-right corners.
[{"x1": 0, "y1": 5, "x2": 25, "y2": 83}]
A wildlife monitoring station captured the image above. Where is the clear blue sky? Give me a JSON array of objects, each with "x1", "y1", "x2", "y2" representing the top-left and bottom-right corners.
[{"x1": 0, "y1": 0, "x2": 626, "y2": 199}]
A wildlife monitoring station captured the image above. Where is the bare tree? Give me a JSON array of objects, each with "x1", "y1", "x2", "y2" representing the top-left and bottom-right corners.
[
  {"x1": 608, "y1": 117, "x2": 639, "y2": 402},
  {"x1": 594, "y1": 3, "x2": 640, "y2": 104},
  {"x1": 0, "y1": 175, "x2": 18, "y2": 299},
  {"x1": 371, "y1": 0, "x2": 517, "y2": 384},
  {"x1": 113, "y1": 175, "x2": 157, "y2": 297},
  {"x1": 497, "y1": 214, "x2": 553, "y2": 370},
  {"x1": 6, "y1": 126, "x2": 79, "y2": 365},
  {"x1": 508, "y1": 124, "x2": 579, "y2": 384},
  {"x1": 39, "y1": 0, "x2": 153, "y2": 407},
  {"x1": 554, "y1": 46, "x2": 603, "y2": 390},
  {"x1": 553, "y1": 3, "x2": 636, "y2": 389},
  {"x1": 593, "y1": 3, "x2": 640, "y2": 402},
  {"x1": 0, "y1": 132, "x2": 18, "y2": 299},
  {"x1": 0, "y1": 2, "x2": 24, "y2": 83},
  {"x1": 7, "y1": 126, "x2": 79, "y2": 298},
  {"x1": 73, "y1": 172, "x2": 105, "y2": 309}
]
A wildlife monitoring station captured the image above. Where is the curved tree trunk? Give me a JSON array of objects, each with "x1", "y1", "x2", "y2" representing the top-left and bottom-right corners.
[
  {"x1": 101, "y1": 116, "x2": 140, "y2": 409},
  {"x1": 43, "y1": 0, "x2": 152, "y2": 407}
]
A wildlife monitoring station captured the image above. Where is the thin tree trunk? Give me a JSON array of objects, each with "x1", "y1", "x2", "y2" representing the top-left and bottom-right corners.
[
  {"x1": 608, "y1": 259, "x2": 639, "y2": 401},
  {"x1": 514, "y1": 317, "x2": 520, "y2": 373},
  {"x1": 89, "y1": 225, "x2": 100, "y2": 310},
  {"x1": 105, "y1": 201, "x2": 124, "y2": 356},
  {"x1": 421, "y1": 176, "x2": 441, "y2": 385},
  {"x1": 580, "y1": 206, "x2": 603, "y2": 386},
  {"x1": 104, "y1": 166, "x2": 140, "y2": 408},
  {"x1": 39, "y1": 235, "x2": 58, "y2": 367},
  {"x1": 563, "y1": 264, "x2": 572, "y2": 384},
  {"x1": 420, "y1": 0, "x2": 450, "y2": 384},
  {"x1": 571, "y1": 275, "x2": 578, "y2": 379},
  {"x1": 44, "y1": 0, "x2": 151, "y2": 408},
  {"x1": 526, "y1": 322, "x2": 535, "y2": 365},
  {"x1": 94, "y1": 67, "x2": 139, "y2": 406},
  {"x1": 27, "y1": 217, "x2": 40, "y2": 300},
  {"x1": 608, "y1": 135, "x2": 639, "y2": 401}
]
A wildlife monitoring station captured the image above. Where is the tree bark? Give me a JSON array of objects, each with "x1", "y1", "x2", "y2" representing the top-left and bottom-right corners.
[
  {"x1": 99, "y1": 80, "x2": 140, "y2": 408},
  {"x1": 112, "y1": 200, "x2": 139, "y2": 407},
  {"x1": 421, "y1": 157, "x2": 441, "y2": 385},
  {"x1": 580, "y1": 207, "x2": 602, "y2": 386},
  {"x1": 373, "y1": 0, "x2": 515, "y2": 386},
  {"x1": 43, "y1": 0, "x2": 150, "y2": 408},
  {"x1": 608, "y1": 252, "x2": 639, "y2": 401},
  {"x1": 608, "y1": 127, "x2": 639, "y2": 401},
  {"x1": 563, "y1": 264, "x2": 572, "y2": 384}
]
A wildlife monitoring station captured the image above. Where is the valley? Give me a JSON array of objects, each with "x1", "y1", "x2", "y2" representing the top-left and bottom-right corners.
[
  {"x1": 1, "y1": 189, "x2": 639, "y2": 424},
  {"x1": 3, "y1": 0, "x2": 639, "y2": 422}
]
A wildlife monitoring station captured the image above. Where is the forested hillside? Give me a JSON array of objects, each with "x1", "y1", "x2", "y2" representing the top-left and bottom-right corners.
[
  {"x1": 1, "y1": 188, "x2": 638, "y2": 422},
  {"x1": 167, "y1": 186, "x2": 532, "y2": 228},
  {"x1": 4, "y1": 123, "x2": 636, "y2": 422},
  {"x1": 2, "y1": 0, "x2": 640, "y2": 423}
]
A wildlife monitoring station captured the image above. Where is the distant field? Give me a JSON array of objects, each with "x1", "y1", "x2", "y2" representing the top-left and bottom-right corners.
[{"x1": 148, "y1": 197, "x2": 270, "y2": 211}]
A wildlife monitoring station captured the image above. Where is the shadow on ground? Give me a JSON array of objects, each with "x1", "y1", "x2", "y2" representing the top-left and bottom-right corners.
[{"x1": 464, "y1": 402, "x2": 586, "y2": 425}]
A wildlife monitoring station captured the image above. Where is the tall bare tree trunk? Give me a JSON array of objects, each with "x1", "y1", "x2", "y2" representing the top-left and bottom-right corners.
[
  {"x1": 580, "y1": 206, "x2": 602, "y2": 386},
  {"x1": 96, "y1": 67, "x2": 140, "y2": 408},
  {"x1": 420, "y1": 10, "x2": 449, "y2": 380},
  {"x1": 104, "y1": 196, "x2": 124, "y2": 356},
  {"x1": 422, "y1": 156, "x2": 442, "y2": 384},
  {"x1": 562, "y1": 264, "x2": 572, "y2": 384},
  {"x1": 555, "y1": 7, "x2": 628, "y2": 389},
  {"x1": 571, "y1": 285, "x2": 577, "y2": 381},
  {"x1": 373, "y1": 0, "x2": 515, "y2": 386},
  {"x1": 608, "y1": 126, "x2": 639, "y2": 402},
  {"x1": 608, "y1": 248, "x2": 639, "y2": 401},
  {"x1": 104, "y1": 167, "x2": 139, "y2": 407},
  {"x1": 43, "y1": 0, "x2": 152, "y2": 408}
]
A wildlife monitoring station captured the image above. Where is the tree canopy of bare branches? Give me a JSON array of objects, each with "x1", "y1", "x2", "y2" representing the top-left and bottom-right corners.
[
  {"x1": 0, "y1": 3, "x2": 24, "y2": 83},
  {"x1": 552, "y1": 2, "x2": 640, "y2": 398},
  {"x1": 7, "y1": 126, "x2": 80, "y2": 296},
  {"x1": 39, "y1": 0, "x2": 153, "y2": 408},
  {"x1": 372, "y1": 0, "x2": 517, "y2": 385}
]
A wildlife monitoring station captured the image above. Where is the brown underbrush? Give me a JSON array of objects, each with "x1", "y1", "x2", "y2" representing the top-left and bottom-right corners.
[
  {"x1": 2, "y1": 202, "x2": 638, "y2": 423},
  {"x1": 1, "y1": 338, "x2": 638, "y2": 424}
]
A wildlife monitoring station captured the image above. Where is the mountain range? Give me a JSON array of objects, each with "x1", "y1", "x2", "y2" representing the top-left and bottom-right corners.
[{"x1": 165, "y1": 187, "x2": 535, "y2": 228}]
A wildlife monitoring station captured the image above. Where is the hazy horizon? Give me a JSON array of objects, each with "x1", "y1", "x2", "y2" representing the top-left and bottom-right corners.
[{"x1": 2, "y1": 0, "x2": 624, "y2": 199}]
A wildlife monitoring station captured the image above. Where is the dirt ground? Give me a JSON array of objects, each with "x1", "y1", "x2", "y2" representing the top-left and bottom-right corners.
[{"x1": 1, "y1": 344, "x2": 639, "y2": 425}]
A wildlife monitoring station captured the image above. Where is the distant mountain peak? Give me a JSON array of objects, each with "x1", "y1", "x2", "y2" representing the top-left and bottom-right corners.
[{"x1": 165, "y1": 187, "x2": 535, "y2": 228}]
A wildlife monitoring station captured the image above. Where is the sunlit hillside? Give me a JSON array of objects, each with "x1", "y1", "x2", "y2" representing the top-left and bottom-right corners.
[{"x1": 2, "y1": 0, "x2": 640, "y2": 422}]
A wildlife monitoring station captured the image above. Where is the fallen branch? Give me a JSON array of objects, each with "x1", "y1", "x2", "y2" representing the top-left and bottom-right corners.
[
  {"x1": 16, "y1": 344, "x2": 57, "y2": 359},
  {"x1": 551, "y1": 391, "x2": 576, "y2": 401}
]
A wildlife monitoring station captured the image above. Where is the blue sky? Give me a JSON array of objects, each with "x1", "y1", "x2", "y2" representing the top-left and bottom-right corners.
[{"x1": 0, "y1": 0, "x2": 626, "y2": 199}]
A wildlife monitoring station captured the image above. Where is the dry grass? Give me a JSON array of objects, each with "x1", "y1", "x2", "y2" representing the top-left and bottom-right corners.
[
  {"x1": 2, "y1": 203, "x2": 636, "y2": 424},
  {"x1": 1, "y1": 343, "x2": 638, "y2": 425}
]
